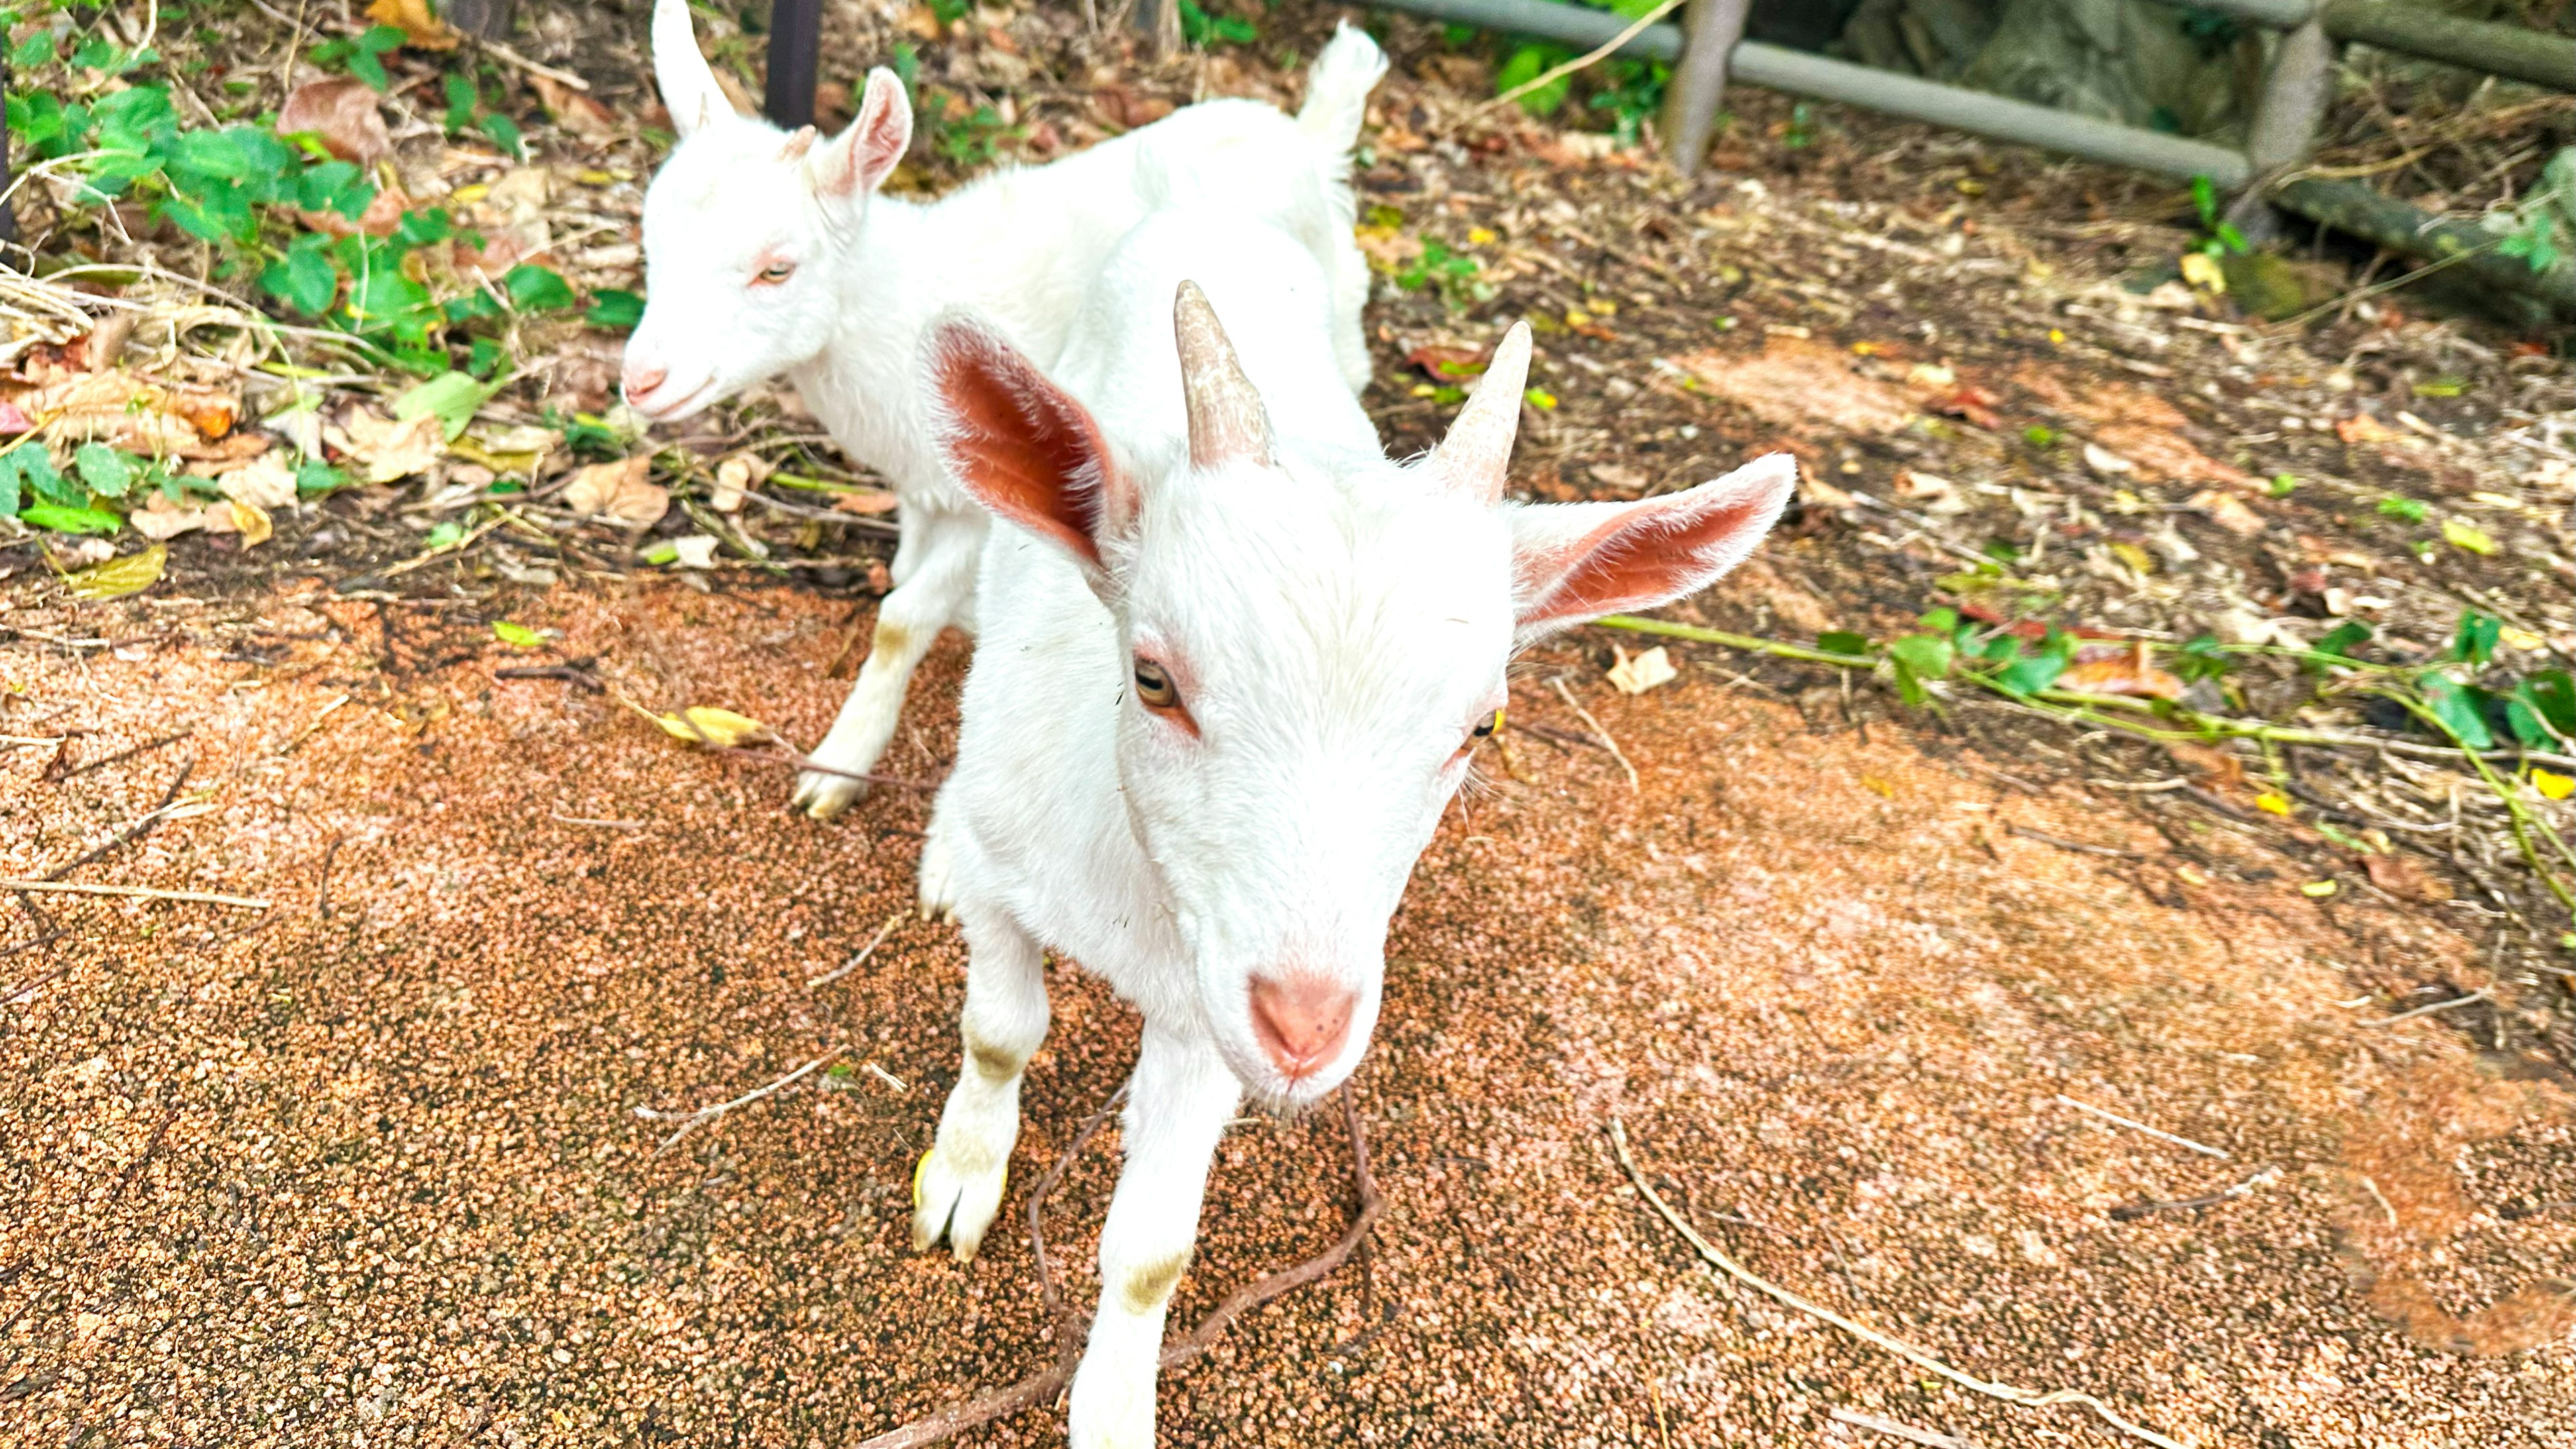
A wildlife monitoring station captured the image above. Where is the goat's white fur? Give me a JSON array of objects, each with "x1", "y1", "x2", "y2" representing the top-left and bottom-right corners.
[
  {"x1": 629, "y1": 0, "x2": 1385, "y2": 839},
  {"x1": 910, "y1": 208, "x2": 1797, "y2": 1446}
]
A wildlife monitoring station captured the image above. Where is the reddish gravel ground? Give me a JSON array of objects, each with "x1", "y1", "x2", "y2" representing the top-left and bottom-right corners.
[{"x1": 1, "y1": 578, "x2": 2569, "y2": 1448}]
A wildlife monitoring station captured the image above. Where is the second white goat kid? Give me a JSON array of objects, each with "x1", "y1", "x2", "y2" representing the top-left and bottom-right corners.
[
  {"x1": 624, "y1": 0, "x2": 1383, "y2": 829},
  {"x1": 908, "y1": 209, "x2": 1796, "y2": 1446}
]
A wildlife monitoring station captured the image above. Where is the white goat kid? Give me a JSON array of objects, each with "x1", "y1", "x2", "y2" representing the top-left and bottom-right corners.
[
  {"x1": 909, "y1": 209, "x2": 1796, "y2": 1447},
  {"x1": 625, "y1": 0, "x2": 1384, "y2": 836}
]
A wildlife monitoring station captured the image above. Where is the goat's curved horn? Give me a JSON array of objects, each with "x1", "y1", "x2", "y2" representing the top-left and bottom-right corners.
[
  {"x1": 1174, "y1": 281, "x2": 1275, "y2": 472},
  {"x1": 651, "y1": 0, "x2": 730, "y2": 138},
  {"x1": 1430, "y1": 321, "x2": 1532, "y2": 504}
]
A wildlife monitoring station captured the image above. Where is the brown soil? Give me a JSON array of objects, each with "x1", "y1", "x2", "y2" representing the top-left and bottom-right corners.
[{"x1": 3, "y1": 578, "x2": 2570, "y2": 1448}]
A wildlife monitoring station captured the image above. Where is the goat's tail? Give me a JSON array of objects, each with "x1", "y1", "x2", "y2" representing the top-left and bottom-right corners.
[{"x1": 1297, "y1": 22, "x2": 1387, "y2": 156}]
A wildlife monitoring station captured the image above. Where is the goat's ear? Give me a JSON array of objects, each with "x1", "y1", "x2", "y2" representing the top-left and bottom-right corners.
[
  {"x1": 651, "y1": 0, "x2": 731, "y2": 139},
  {"x1": 1428, "y1": 321, "x2": 1532, "y2": 503},
  {"x1": 1508, "y1": 453, "x2": 1798, "y2": 647},
  {"x1": 924, "y1": 315, "x2": 1132, "y2": 574},
  {"x1": 811, "y1": 68, "x2": 912, "y2": 199}
]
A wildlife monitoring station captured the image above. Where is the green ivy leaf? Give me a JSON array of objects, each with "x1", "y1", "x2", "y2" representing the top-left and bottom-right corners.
[
  {"x1": 2417, "y1": 673, "x2": 2495, "y2": 750},
  {"x1": 2312, "y1": 620, "x2": 2373, "y2": 665},
  {"x1": 0, "y1": 444, "x2": 61, "y2": 519},
  {"x1": 1495, "y1": 44, "x2": 1572, "y2": 117},
  {"x1": 297, "y1": 159, "x2": 376, "y2": 219},
  {"x1": 492, "y1": 621, "x2": 544, "y2": 648},
  {"x1": 502, "y1": 264, "x2": 576, "y2": 313},
  {"x1": 443, "y1": 74, "x2": 478, "y2": 136},
  {"x1": 479, "y1": 111, "x2": 524, "y2": 160},
  {"x1": 260, "y1": 233, "x2": 339, "y2": 317},
  {"x1": 296, "y1": 460, "x2": 350, "y2": 498},
  {"x1": 21, "y1": 504, "x2": 126, "y2": 535},
  {"x1": 10, "y1": 30, "x2": 56, "y2": 68},
  {"x1": 2450, "y1": 610, "x2": 2500, "y2": 667},
  {"x1": 392, "y1": 371, "x2": 498, "y2": 441},
  {"x1": 1816, "y1": 630, "x2": 1868, "y2": 657},
  {"x1": 2376, "y1": 495, "x2": 2428, "y2": 523},
  {"x1": 73, "y1": 443, "x2": 138, "y2": 498},
  {"x1": 1993, "y1": 631, "x2": 2072, "y2": 696},
  {"x1": 585, "y1": 288, "x2": 645, "y2": 330},
  {"x1": 2522, "y1": 669, "x2": 2576, "y2": 738}
]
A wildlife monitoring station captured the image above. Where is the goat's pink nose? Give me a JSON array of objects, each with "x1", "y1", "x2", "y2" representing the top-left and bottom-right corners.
[
  {"x1": 623, "y1": 365, "x2": 667, "y2": 403},
  {"x1": 1248, "y1": 975, "x2": 1355, "y2": 1080}
]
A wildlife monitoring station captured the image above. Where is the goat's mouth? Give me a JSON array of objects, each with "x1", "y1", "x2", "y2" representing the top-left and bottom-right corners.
[{"x1": 634, "y1": 376, "x2": 719, "y2": 422}]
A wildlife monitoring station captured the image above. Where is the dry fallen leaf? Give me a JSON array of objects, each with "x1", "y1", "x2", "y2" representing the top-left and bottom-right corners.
[
  {"x1": 529, "y1": 74, "x2": 619, "y2": 139},
  {"x1": 831, "y1": 487, "x2": 901, "y2": 516},
  {"x1": 127, "y1": 494, "x2": 209, "y2": 541},
  {"x1": 2186, "y1": 488, "x2": 2267, "y2": 537},
  {"x1": 2336, "y1": 413, "x2": 2406, "y2": 445},
  {"x1": 62, "y1": 543, "x2": 166, "y2": 600},
  {"x1": 366, "y1": 0, "x2": 459, "y2": 48},
  {"x1": 18, "y1": 370, "x2": 249, "y2": 458},
  {"x1": 667, "y1": 534, "x2": 720, "y2": 569},
  {"x1": 228, "y1": 500, "x2": 274, "y2": 547},
  {"x1": 655, "y1": 706, "x2": 770, "y2": 749},
  {"x1": 711, "y1": 451, "x2": 772, "y2": 513},
  {"x1": 2165, "y1": 742, "x2": 2245, "y2": 790},
  {"x1": 564, "y1": 455, "x2": 669, "y2": 527},
  {"x1": 330, "y1": 408, "x2": 445, "y2": 484},
  {"x1": 2082, "y1": 442, "x2": 2135, "y2": 475},
  {"x1": 276, "y1": 77, "x2": 391, "y2": 164},
  {"x1": 1606, "y1": 645, "x2": 1677, "y2": 696},
  {"x1": 217, "y1": 451, "x2": 298, "y2": 511},
  {"x1": 1587, "y1": 462, "x2": 1649, "y2": 492},
  {"x1": 2057, "y1": 655, "x2": 2185, "y2": 700},
  {"x1": 2363, "y1": 852, "x2": 2451, "y2": 902}
]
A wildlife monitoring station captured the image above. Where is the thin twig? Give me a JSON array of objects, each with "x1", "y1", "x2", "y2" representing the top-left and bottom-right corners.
[
  {"x1": 1550, "y1": 678, "x2": 1638, "y2": 792},
  {"x1": 808, "y1": 912, "x2": 904, "y2": 987},
  {"x1": 1484, "y1": 0, "x2": 1685, "y2": 113},
  {"x1": 52, "y1": 729, "x2": 193, "y2": 780},
  {"x1": 36, "y1": 761, "x2": 197, "y2": 881},
  {"x1": 2053, "y1": 1095, "x2": 2229, "y2": 1159},
  {"x1": 1828, "y1": 1407, "x2": 1982, "y2": 1449},
  {"x1": 2108, "y1": 1166, "x2": 2282, "y2": 1221},
  {"x1": 1609, "y1": 1120, "x2": 2186, "y2": 1449},
  {"x1": 853, "y1": 1091, "x2": 1381, "y2": 1449},
  {"x1": 0, "y1": 881, "x2": 269, "y2": 908},
  {"x1": 2360, "y1": 987, "x2": 2491, "y2": 1026},
  {"x1": 635, "y1": 1049, "x2": 841, "y2": 1156},
  {"x1": 2005, "y1": 824, "x2": 2144, "y2": 860}
]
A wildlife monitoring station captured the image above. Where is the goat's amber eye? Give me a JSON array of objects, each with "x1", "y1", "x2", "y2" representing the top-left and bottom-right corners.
[
  {"x1": 754, "y1": 261, "x2": 796, "y2": 284},
  {"x1": 1133, "y1": 659, "x2": 1180, "y2": 710},
  {"x1": 1473, "y1": 708, "x2": 1502, "y2": 739}
]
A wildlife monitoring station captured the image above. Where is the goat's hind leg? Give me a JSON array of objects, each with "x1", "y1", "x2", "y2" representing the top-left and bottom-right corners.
[
  {"x1": 792, "y1": 507, "x2": 983, "y2": 820},
  {"x1": 912, "y1": 900, "x2": 1049, "y2": 1262},
  {"x1": 1065, "y1": 1027, "x2": 1240, "y2": 1449}
]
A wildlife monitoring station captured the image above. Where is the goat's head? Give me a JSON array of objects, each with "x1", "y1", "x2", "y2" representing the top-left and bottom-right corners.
[
  {"x1": 926, "y1": 286, "x2": 1794, "y2": 1108},
  {"x1": 623, "y1": 0, "x2": 912, "y2": 421}
]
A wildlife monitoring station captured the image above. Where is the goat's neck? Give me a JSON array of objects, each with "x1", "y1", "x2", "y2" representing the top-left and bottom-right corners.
[{"x1": 792, "y1": 197, "x2": 948, "y2": 492}]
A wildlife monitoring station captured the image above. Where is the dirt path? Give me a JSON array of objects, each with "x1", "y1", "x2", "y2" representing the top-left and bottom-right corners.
[{"x1": 1, "y1": 580, "x2": 2567, "y2": 1448}]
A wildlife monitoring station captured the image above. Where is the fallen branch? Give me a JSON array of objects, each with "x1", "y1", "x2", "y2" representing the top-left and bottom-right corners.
[
  {"x1": 1829, "y1": 1406, "x2": 1981, "y2": 1449},
  {"x1": 2004, "y1": 824, "x2": 2143, "y2": 861},
  {"x1": 1609, "y1": 1120, "x2": 2186, "y2": 1449},
  {"x1": 2108, "y1": 1166, "x2": 2282, "y2": 1222},
  {"x1": 854, "y1": 1089, "x2": 1382, "y2": 1449},
  {"x1": 808, "y1": 912, "x2": 904, "y2": 987}
]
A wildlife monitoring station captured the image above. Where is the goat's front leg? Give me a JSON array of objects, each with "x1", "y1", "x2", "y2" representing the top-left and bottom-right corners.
[
  {"x1": 912, "y1": 900, "x2": 1049, "y2": 1261},
  {"x1": 1066, "y1": 1026, "x2": 1241, "y2": 1449},
  {"x1": 793, "y1": 506, "x2": 985, "y2": 821}
]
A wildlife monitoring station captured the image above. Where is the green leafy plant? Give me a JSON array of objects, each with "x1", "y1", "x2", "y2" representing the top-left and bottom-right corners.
[
  {"x1": 1177, "y1": 0, "x2": 1258, "y2": 46},
  {"x1": 1395, "y1": 239, "x2": 1494, "y2": 309},
  {"x1": 309, "y1": 24, "x2": 408, "y2": 92},
  {"x1": 1495, "y1": 44, "x2": 1572, "y2": 117},
  {"x1": 2190, "y1": 174, "x2": 2248, "y2": 256}
]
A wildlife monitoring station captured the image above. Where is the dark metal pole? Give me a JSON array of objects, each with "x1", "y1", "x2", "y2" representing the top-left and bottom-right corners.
[
  {"x1": 0, "y1": 56, "x2": 15, "y2": 247},
  {"x1": 766, "y1": 0, "x2": 822, "y2": 129}
]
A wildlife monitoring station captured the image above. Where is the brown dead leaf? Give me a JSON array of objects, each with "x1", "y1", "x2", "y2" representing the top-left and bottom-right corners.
[
  {"x1": 2165, "y1": 742, "x2": 2245, "y2": 790},
  {"x1": 366, "y1": 0, "x2": 458, "y2": 48},
  {"x1": 16, "y1": 370, "x2": 249, "y2": 458},
  {"x1": 2363, "y1": 852, "x2": 2451, "y2": 902},
  {"x1": 564, "y1": 455, "x2": 668, "y2": 527},
  {"x1": 529, "y1": 74, "x2": 619, "y2": 140},
  {"x1": 330, "y1": 408, "x2": 445, "y2": 484},
  {"x1": 217, "y1": 451, "x2": 298, "y2": 511},
  {"x1": 831, "y1": 487, "x2": 901, "y2": 516},
  {"x1": 127, "y1": 493, "x2": 209, "y2": 541},
  {"x1": 1405, "y1": 343, "x2": 1492, "y2": 382},
  {"x1": 711, "y1": 451, "x2": 771, "y2": 513},
  {"x1": 2186, "y1": 488, "x2": 2268, "y2": 537},
  {"x1": 2337, "y1": 412, "x2": 2406, "y2": 445},
  {"x1": 1927, "y1": 386, "x2": 2003, "y2": 430},
  {"x1": 2058, "y1": 655, "x2": 2185, "y2": 700},
  {"x1": 276, "y1": 78, "x2": 391, "y2": 164},
  {"x1": 228, "y1": 500, "x2": 274, "y2": 548}
]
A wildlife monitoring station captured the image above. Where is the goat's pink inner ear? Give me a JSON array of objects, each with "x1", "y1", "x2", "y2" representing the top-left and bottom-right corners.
[
  {"x1": 1513, "y1": 456, "x2": 1796, "y2": 631},
  {"x1": 821, "y1": 68, "x2": 912, "y2": 197},
  {"x1": 932, "y1": 326, "x2": 1124, "y2": 569}
]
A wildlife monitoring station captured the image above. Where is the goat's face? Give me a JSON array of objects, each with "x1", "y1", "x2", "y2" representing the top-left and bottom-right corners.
[
  {"x1": 624, "y1": 0, "x2": 912, "y2": 421},
  {"x1": 927, "y1": 288, "x2": 1795, "y2": 1109}
]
